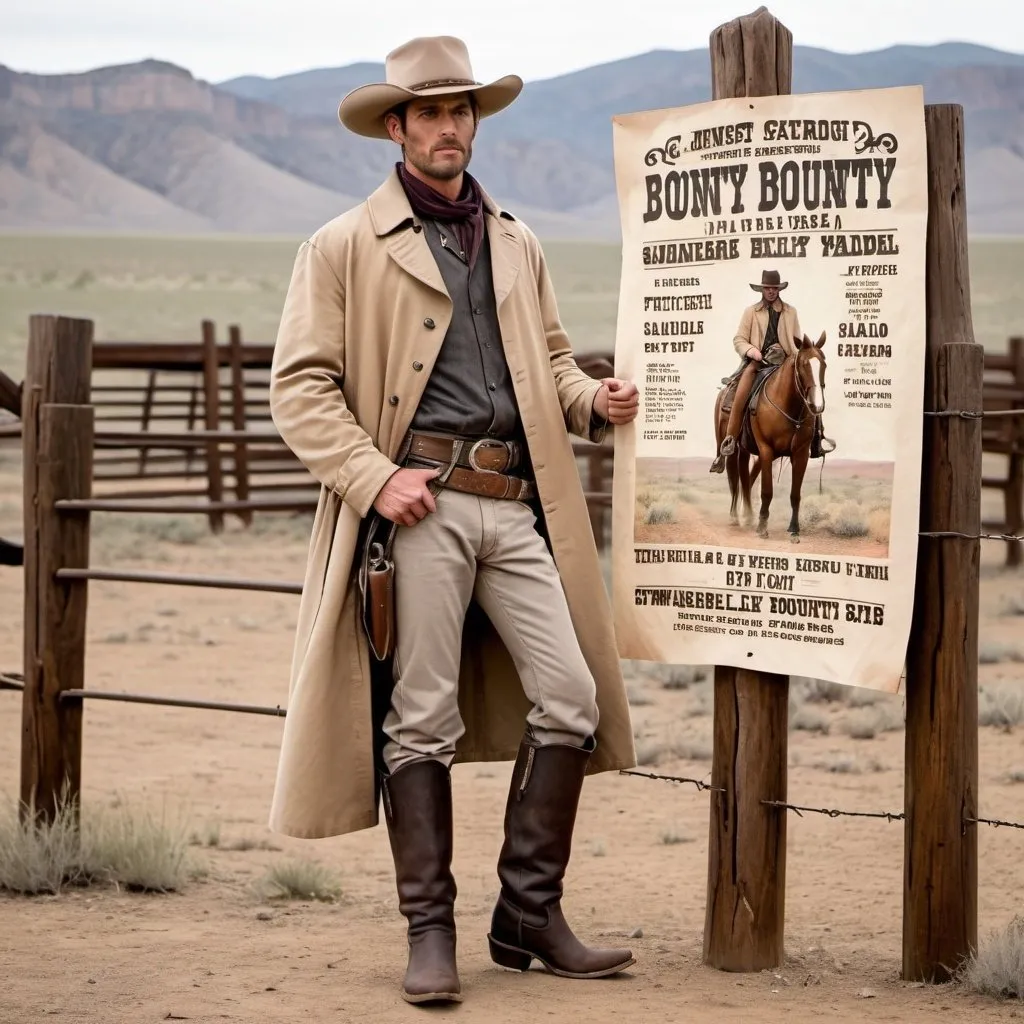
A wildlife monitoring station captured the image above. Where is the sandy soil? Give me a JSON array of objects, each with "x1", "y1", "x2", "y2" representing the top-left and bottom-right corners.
[
  {"x1": 635, "y1": 457, "x2": 893, "y2": 557},
  {"x1": 2, "y1": 455, "x2": 1024, "y2": 1024}
]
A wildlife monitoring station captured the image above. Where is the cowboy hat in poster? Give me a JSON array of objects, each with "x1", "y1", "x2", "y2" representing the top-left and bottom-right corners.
[{"x1": 609, "y1": 85, "x2": 927, "y2": 692}]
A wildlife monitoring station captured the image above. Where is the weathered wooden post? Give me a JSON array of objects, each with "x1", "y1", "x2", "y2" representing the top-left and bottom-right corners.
[
  {"x1": 20, "y1": 315, "x2": 94, "y2": 823},
  {"x1": 201, "y1": 319, "x2": 226, "y2": 532},
  {"x1": 703, "y1": 6, "x2": 790, "y2": 972},
  {"x1": 903, "y1": 105, "x2": 981, "y2": 982},
  {"x1": 228, "y1": 324, "x2": 253, "y2": 526}
]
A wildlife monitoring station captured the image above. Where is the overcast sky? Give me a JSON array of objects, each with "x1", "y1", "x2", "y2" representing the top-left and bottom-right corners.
[{"x1": 2, "y1": 0, "x2": 1021, "y2": 83}]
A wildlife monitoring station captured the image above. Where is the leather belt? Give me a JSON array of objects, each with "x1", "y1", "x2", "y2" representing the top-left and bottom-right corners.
[
  {"x1": 402, "y1": 430, "x2": 536, "y2": 502},
  {"x1": 407, "y1": 431, "x2": 524, "y2": 473},
  {"x1": 440, "y1": 466, "x2": 536, "y2": 501}
]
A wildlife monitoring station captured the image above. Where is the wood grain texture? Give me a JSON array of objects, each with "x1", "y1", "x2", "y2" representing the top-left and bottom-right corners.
[
  {"x1": 20, "y1": 315, "x2": 94, "y2": 822},
  {"x1": 228, "y1": 324, "x2": 252, "y2": 525},
  {"x1": 903, "y1": 107, "x2": 981, "y2": 983},
  {"x1": 201, "y1": 319, "x2": 225, "y2": 532},
  {"x1": 704, "y1": 668, "x2": 789, "y2": 970},
  {"x1": 704, "y1": 6, "x2": 792, "y2": 973}
]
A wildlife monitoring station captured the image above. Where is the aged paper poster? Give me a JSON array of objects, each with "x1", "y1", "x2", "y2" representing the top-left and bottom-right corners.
[{"x1": 610, "y1": 86, "x2": 927, "y2": 691}]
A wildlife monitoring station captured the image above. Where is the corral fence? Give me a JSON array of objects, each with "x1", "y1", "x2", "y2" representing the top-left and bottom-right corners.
[
  {"x1": 0, "y1": 321, "x2": 615, "y2": 547},
  {"x1": 2, "y1": 5, "x2": 1024, "y2": 990}
]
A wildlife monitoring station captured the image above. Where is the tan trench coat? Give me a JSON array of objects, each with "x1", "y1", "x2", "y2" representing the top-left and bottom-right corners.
[
  {"x1": 266, "y1": 169, "x2": 636, "y2": 839},
  {"x1": 732, "y1": 298, "x2": 802, "y2": 359}
]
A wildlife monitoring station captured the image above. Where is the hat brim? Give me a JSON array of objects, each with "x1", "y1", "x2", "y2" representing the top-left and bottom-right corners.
[
  {"x1": 338, "y1": 75, "x2": 523, "y2": 139},
  {"x1": 750, "y1": 281, "x2": 788, "y2": 291}
]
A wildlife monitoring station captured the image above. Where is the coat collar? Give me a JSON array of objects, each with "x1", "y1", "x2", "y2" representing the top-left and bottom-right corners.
[{"x1": 366, "y1": 168, "x2": 522, "y2": 305}]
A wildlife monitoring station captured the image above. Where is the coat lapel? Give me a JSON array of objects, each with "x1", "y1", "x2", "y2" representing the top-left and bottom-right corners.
[
  {"x1": 486, "y1": 212, "x2": 522, "y2": 308},
  {"x1": 367, "y1": 171, "x2": 450, "y2": 298},
  {"x1": 384, "y1": 229, "x2": 449, "y2": 298}
]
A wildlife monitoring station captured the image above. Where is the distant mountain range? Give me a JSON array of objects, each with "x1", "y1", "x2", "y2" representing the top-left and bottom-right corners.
[{"x1": 1, "y1": 42, "x2": 1023, "y2": 238}]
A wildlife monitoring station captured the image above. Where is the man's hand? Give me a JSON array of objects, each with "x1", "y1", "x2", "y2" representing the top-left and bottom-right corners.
[
  {"x1": 373, "y1": 467, "x2": 440, "y2": 526},
  {"x1": 594, "y1": 378, "x2": 640, "y2": 425},
  {"x1": 746, "y1": 346, "x2": 763, "y2": 362}
]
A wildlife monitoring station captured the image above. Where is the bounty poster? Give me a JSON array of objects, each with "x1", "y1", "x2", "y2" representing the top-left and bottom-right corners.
[{"x1": 610, "y1": 85, "x2": 927, "y2": 691}]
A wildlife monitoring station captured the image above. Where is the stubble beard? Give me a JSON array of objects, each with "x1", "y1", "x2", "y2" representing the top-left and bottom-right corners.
[{"x1": 409, "y1": 143, "x2": 472, "y2": 183}]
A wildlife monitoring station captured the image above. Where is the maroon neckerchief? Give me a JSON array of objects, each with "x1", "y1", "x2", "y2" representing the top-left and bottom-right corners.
[{"x1": 397, "y1": 161, "x2": 485, "y2": 268}]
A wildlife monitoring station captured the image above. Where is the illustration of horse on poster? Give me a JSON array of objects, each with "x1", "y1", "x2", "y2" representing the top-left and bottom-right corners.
[{"x1": 714, "y1": 332, "x2": 829, "y2": 541}]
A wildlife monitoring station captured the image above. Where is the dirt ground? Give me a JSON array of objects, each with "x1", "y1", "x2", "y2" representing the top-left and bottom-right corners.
[
  {"x1": 2, "y1": 454, "x2": 1024, "y2": 1024},
  {"x1": 635, "y1": 457, "x2": 894, "y2": 557}
]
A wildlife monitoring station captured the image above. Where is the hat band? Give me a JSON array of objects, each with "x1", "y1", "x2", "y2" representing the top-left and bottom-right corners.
[{"x1": 407, "y1": 76, "x2": 479, "y2": 91}]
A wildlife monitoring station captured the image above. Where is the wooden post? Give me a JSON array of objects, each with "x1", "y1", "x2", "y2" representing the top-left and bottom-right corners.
[
  {"x1": 201, "y1": 319, "x2": 225, "y2": 533},
  {"x1": 903, "y1": 105, "x2": 981, "y2": 983},
  {"x1": 20, "y1": 315, "x2": 94, "y2": 823},
  {"x1": 703, "y1": 6, "x2": 791, "y2": 972},
  {"x1": 1004, "y1": 336, "x2": 1023, "y2": 567},
  {"x1": 137, "y1": 370, "x2": 158, "y2": 476},
  {"x1": 228, "y1": 324, "x2": 252, "y2": 526}
]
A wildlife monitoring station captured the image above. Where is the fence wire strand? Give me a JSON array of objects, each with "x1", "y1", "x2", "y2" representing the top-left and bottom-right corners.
[
  {"x1": 920, "y1": 531, "x2": 1024, "y2": 543},
  {"x1": 619, "y1": 769, "x2": 724, "y2": 793},
  {"x1": 924, "y1": 408, "x2": 1024, "y2": 419},
  {"x1": 620, "y1": 771, "x2": 1024, "y2": 831}
]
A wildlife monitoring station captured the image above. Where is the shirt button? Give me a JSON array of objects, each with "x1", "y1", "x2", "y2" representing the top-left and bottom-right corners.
[
  {"x1": 488, "y1": 383, "x2": 496, "y2": 392},
  {"x1": 412, "y1": 361, "x2": 423, "y2": 371},
  {"x1": 423, "y1": 317, "x2": 435, "y2": 329},
  {"x1": 389, "y1": 395, "x2": 399, "y2": 406},
  {"x1": 473, "y1": 307, "x2": 482, "y2": 315}
]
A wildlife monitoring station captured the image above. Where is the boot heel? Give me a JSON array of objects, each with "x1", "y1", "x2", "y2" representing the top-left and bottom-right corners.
[{"x1": 488, "y1": 936, "x2": 533, "y2": 972}]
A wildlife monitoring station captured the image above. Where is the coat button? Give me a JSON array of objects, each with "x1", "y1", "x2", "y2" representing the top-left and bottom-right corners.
[
  {"x1": 389, "y1": 395, "x2": 399, "y2": 406},
  {"x1": 423, "y1": 317, "x2": 435, "y2": 329},
  {"x1": 412, "y1": 361, "x2": 423, "y2": 371},
  {"x1": 488, "y1": 382, "x2": 496, "y2": 392}
]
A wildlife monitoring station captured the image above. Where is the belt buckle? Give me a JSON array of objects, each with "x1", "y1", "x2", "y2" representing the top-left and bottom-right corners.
[{"x1": 467, "y1": 438, "x2": 508, "y2": 474}]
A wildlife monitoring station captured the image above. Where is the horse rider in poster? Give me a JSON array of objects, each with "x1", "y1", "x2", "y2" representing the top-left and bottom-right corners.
[{"x1": 710, "y1": 268, "x2": 836, "y2": 473}]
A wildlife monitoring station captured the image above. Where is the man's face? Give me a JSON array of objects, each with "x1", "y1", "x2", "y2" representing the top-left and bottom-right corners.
[
  {"x1": 386, "y1": 94, "x2": 477, "y2": 182},
  {"x1": 762, "y1": 286, "x2": 779, "y2": 304}
]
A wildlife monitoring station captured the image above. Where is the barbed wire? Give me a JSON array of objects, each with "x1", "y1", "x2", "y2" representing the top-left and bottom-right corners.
[
  {"x1": 761, "y1": 799, "x2": 904, "y2": 822},
  {"x1": 618, "y1": 769, "x2": 724, "y2": 793},
  {"x1": 620, "y1": 771, "x2": 1024, "y2": 831},
  {"x1": 0, "y1": 671, "x2": 24, "y2": 692},
  {"x1": 965, "y1": 816, "x2": 1024, "y2": 831},
  {"x1": 924, "y1": 409, "x2": 1024, "y2": 419},
  {"x1": 920, "y1": 531, "x2": 1024, "y2": 543}
]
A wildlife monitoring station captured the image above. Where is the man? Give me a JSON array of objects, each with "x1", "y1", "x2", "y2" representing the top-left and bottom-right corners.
[
  {"x1": 710, "y1": 269, "x2": 835, "y2": 472},
  {"x1": 267, "y1": 36, "x2": 639, "y2": 1006}
]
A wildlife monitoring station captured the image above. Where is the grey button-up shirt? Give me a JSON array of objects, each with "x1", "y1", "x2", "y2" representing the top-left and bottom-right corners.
[{"x1": 410, "y1": 219, "x2": 521, "y2": 439}]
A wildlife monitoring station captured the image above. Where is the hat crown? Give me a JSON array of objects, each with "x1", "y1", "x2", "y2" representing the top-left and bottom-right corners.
[
  {"x1": 761, "y1": 270, "x2": 782, "y2": 286},
  {"x1": 385, "y1": 36, "x2": 479, "y2": 92}
]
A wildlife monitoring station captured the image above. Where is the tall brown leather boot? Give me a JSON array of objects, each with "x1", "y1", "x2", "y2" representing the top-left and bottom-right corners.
[
  {"x1": 487, "y1": 734, "x2": 635, "y2": 979},
  {"x1": 381, "y1": 759, "x2": 462, "y2": 1004}
]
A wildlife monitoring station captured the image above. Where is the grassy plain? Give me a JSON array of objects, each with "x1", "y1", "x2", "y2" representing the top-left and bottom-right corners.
[{"x1": 1, "y1": 233, "x2": 1020, "y2": 377}]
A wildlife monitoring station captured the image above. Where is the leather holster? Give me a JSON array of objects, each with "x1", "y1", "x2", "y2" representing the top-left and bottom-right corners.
[{"x1": 358, "y1": 512, "x2": 398, "y2": 662}]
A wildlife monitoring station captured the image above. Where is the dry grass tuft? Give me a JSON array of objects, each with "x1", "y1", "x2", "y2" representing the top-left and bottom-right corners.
[
  {"x1": 254, "y1": 859, "x2": 342, "y2": 902},
  {"x1": 956, "y1": 915, "x2": 1024, "y2": 1001},
  {"x1": 979, "y1": 685, "x2": 1024, "y2": 730},
  {"x1": 790, "y1": 703, "x2": 831, "y2": 735},
  {"x1": 626, "y1": 684, "x2": 654, "y2": 707},
  {"x1": 841, "y1": 702, "x2": 905, "y2": 740},
  {"x1": 660, "y1": 828, "x2": 695, "y2": 845},
  {"x1": 0, "y1": 793, "x2": 195, "y2": 895},
  {"x1": 980, "y1": 642, "x2": 1024, "y2": 666}
]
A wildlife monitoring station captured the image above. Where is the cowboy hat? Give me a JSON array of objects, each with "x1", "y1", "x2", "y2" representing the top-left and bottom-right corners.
[
  {"x1": 338, "y1": 36, "x2": 523, "y2": 140},
  {"x1": 750, "y1": 269, "x2": 788, "y2": 292}
]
